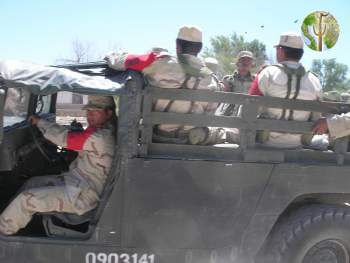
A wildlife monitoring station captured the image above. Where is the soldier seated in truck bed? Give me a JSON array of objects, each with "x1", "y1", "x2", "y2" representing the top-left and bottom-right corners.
[
  {"x1": 105, "y1": 25, "x2": 225, "y2": 146},
  {"x1": 247, "y1": 32, "x2": 322, "y2": 149}
]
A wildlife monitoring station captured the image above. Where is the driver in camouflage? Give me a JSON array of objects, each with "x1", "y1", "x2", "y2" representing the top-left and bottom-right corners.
[{"x1": 0, "y1": 95, "x2": 115, "y2": 235}]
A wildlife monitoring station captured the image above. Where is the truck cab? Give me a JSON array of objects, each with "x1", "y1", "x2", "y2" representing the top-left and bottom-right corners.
[{"x1": 0, "y1": 60, "x2": 349, "y2": 263}]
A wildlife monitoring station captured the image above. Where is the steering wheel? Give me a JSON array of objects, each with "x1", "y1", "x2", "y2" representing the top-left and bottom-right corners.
[{"x1": 28, "y1": 124, "x2": 57, "y2": 163}]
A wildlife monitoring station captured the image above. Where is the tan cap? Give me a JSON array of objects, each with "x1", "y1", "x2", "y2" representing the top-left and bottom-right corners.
[
  {"x1": 237, "y1": 50, "x2": 254, "y2": 60},
  {"x1": 83, "y1": 95, "x2": 115, "y2": 110},
  {"x1": 274, "y1": 32, "x2": 304, "y2": 49},
  {"x1": 177, "y1": 25, "x2": 202, "y2": 43}
]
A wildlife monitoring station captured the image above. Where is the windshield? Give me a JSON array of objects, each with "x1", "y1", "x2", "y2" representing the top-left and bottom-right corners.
[{"x1": 4, "y1": 88, "x2": 30, "y2": 127}]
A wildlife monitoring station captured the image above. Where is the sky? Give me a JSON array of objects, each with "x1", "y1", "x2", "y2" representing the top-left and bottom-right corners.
[{"x1": 0, "y1": 0, "x2": 349, "y2": 70}]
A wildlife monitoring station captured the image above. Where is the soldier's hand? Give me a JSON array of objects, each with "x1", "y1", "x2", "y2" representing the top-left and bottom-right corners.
[
  {"x1": 222, "y1": 82, "x2": 231, "y2": 92},
  {"x1": 104, "y1": 52, "x2": 115, "y2": 62},
  {"x1": 312, "y1": 118, "x2": 329, "y2": 135},
  {"x1": 103, "y1": 55, "x2": 110, "y2": 62},
  {"x1": 28, "y1": 115, "x2": 40, "y2": 126}
]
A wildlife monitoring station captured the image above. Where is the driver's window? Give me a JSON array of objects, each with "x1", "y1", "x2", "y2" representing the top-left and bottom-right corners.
[
  {"x1": 56, "y1": 91, "x2": 88, "y2": 128},
  {"x1": 4, "y1": 88, "x2": 30, "y2": 127}
]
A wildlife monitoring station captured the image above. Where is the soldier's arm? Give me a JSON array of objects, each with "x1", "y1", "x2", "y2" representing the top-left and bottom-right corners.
[
  {"x1": 248, "y1": 75, "x2": 264, "y2": 96},
  {"x1": 310, "y1": 73, "x2": 323, "y2": 121},
  {"x1": 249, "y1": 66, "x2": 270, "y2": 96},
  {"x1": 105, "y1": 52, "x2": 157, "y2": 71},
  {"x1": 36, "y1": 119, "x2": 70, "y2": 147},
  {"x1": 221, "y1": 76, "x2": 231, "y2": 92},
  {"x1": 36, "y1": 119, "x2": 100, "y2": 152}
]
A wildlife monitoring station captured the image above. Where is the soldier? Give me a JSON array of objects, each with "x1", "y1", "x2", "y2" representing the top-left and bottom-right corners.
[
  {"x1": 218, "y1": 50, "x2": 255, "y2": 116},
  {"x1": 248, "y1": 32, "x2": 322, "y2": 148},
  {"x1": 105, "y1": 25, "x2": 224, "y2": 145},
  {"x1": 0, "y1": 95, "x2": 116, "y2": 235},
  {"x1": 222, "y1": 50, "x2": 255, "y2": 93}
]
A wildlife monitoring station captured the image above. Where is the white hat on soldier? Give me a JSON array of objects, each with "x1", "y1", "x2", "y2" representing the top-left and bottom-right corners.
[
  {"x1": 150, "y1": 47, "x2": 169, "y2": 53},
  {"x1": 177, "y1": 25, "x2": 202, "y2": 43},
  {"x1": 204, "y1": 57, "x2": 219, "y2": 73},
  {"x1": 274, "y1": 32, "x2": 304, "y2": 49}
]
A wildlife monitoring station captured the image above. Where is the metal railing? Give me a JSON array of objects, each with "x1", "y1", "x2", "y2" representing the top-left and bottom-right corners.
[{"x1": 139, "y1": 86, "x2": 350, "y2": 164}]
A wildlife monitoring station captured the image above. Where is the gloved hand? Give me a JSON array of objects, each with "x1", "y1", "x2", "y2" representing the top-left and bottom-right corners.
[{"x1": 28, "y1": 115, "x2": 40, "y2": 126}]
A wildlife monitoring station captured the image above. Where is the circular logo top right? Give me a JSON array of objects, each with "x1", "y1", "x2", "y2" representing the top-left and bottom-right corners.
[{"x1": 301, "y1": 11, "x2": 340, "y2": 52}]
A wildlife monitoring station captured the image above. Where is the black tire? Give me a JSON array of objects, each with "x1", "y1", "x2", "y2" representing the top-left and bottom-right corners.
[{"x1": 264, "y1": 204, "x2": 350, "y2": 263}]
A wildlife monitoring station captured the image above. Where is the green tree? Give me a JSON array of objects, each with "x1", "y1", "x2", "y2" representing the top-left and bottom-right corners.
[
  {"x1": 203, "y1": 33, "x2": 267, "y2": 77},
  {"x1": 311, "y1": 59, "x2": 350, "y2": 92}
]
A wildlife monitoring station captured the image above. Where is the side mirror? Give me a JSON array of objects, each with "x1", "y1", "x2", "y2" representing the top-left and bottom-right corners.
[{"x1": 0, "y1": 88, "x2": 5, "y2": 144}]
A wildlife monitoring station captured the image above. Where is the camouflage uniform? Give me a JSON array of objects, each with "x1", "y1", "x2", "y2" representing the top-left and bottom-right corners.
[
  {"x1": 0, "y1": 103, "x2": 115, "y2": 235},
  {"x1": 249, "y1": 32, "x2": 323, "y2": 148},
  {"x1": 105, "y1": 26, "x2": 224, "y2": 144},
  {"x1": 327, "y1": 113, "x2": 350, "y2": 139},
  {"x1": 222, "y1": 71, "x2": 255, "y2": 94},
  {"x1": 148, "y1": 54, "x2": 221, "y2": 133},
  {"x1": 106, "y1": 52, "x2": 220, "y2": 132},
  {"x1": 219, "y1": 71, "x2": 255, "y2": 116}
]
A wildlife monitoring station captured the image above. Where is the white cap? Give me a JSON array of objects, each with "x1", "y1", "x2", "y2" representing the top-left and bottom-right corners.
[
  {"x1": 204, "y1": 57, "x2": 218, "y2": 65},
  {"x1": 177, "y1": 25, "x2": 202, "y2": 43},
  {"x1": 204, "y1": 57, "x2": 219, "y2": 73},
  {"x1": 274, "y1": 32, "x2": 304, "y2": 49},
  {"x1": 150, "y1": 47, "x2": 168, "y2": 53}
]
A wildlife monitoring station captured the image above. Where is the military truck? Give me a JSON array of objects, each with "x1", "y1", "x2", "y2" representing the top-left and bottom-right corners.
[{"x1": 0, "y1": 60, "x2": 350, "y2": 263}]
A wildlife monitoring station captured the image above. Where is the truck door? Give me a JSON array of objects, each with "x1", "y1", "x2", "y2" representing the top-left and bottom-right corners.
[{"x1": 123, "y1": 158, "x2": 274, "y2": 251}]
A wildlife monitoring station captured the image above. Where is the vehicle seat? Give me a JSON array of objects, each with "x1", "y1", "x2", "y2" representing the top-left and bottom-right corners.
[{"x1": 42, "y1": 209, "x2": 95, "y2": 239}]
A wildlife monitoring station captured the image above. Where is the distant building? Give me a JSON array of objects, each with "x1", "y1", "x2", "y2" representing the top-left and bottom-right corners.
[
  {"x1": 57, "y1": 92, "x2": 88, "y2": 105},
  {"x1": 56, "y1": 92, "x2": 88, "y2": 117}
]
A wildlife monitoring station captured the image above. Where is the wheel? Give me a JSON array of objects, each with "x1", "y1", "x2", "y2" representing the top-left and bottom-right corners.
[
  {"x1": 29, "y1": 125, "x2": 52, "y2": 162},
  {"x1": 263, "y1": 204, "x2": 350, "y2": 263},
  {"x1": 28, "y1": 125, "x2": 69, "y2": 168}
]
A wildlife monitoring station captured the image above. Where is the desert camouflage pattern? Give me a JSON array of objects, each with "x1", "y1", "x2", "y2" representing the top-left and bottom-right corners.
[
  {"x1": 327, "y1": 113, "x2": 350, "y2": 140},
  {"x1": 107, "y1": 52, "x2": 222, "y2": 133},
  {"x1": 0, "y1": 119, "x2": 115, "y2": 235},
  {"x1": 219, "y1": 71, "x2": 255, "y2": 116},
  {"x1": 255, "y1": 61, "x2": 322, "y2": 148},
  {"x1": 222, "y1": 71, "x2": 254, "y2": 94}
]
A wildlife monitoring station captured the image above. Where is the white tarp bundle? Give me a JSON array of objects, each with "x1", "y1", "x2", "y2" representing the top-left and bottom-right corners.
[{"x1": 0, "y1": 60, "x2": 125, "y2": 95}]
